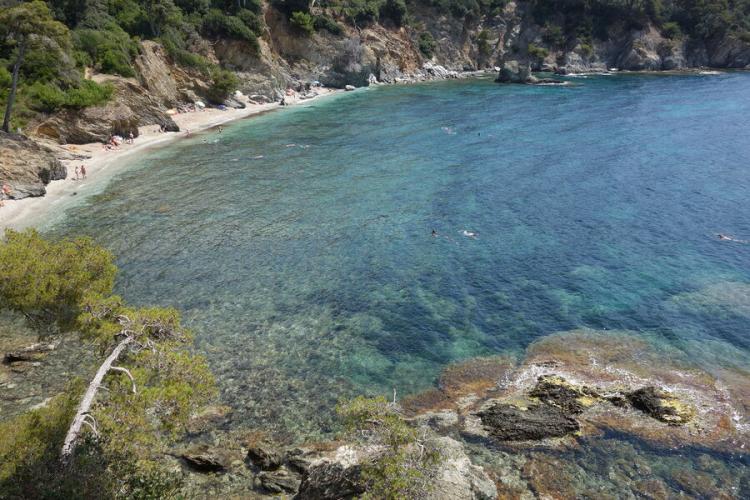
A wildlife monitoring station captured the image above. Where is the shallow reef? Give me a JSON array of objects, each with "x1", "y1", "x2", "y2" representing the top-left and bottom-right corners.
[{"x1": 402, "y1": 328, "x2": 750, "y2": 497}]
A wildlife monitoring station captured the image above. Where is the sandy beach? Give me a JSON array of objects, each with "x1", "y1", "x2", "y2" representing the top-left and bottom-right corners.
[{"x1": 0, "y1": 88, "x2": 340, "y2": 231}]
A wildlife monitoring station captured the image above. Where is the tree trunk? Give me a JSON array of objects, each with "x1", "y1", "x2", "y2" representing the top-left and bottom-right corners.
[
  {"x1": 61, "y1": 336, "x2": 134, "y2": 463},
  {"x1": 2, "y1": 39, "x2": 26, "y2": 133}
]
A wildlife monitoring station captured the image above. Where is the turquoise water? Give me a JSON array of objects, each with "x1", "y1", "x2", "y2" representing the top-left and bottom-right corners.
[{"x1": 50, "y1": 73, "x2": 750, "y2": 442}]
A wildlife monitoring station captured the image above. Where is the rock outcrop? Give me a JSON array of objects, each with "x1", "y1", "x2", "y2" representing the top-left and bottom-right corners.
[
  {"x1": 477, "y1": 401, "x2": 581, "y2": 441},
  {"x1": 31, "y1": 78, "x2": 178, "y2": 144},
  {"x1": 496, "y1": 60, "x2": 533, "y2": 83},
  {"x1": 0, "y1": 132, "x2": 66, "y2": 199}
]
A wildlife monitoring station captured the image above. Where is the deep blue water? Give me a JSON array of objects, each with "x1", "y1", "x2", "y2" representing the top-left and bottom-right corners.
[{"x1": 51, "y1": 73, "x2": 750, "y2": 440}]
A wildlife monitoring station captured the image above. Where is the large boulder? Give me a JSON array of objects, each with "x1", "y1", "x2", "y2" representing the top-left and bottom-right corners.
[
  {"x1": 0, "y1": 132, "x2": 66, "y2": 199},
  {"x1": 180, "y1": 444, "x2": 232, "y2": 473},
  {"x1": 496, "y1": 60, "x2": 532, "y2": 83},
  {"x1": 31, "y1": 78, "x2": 178, "y2": 144}
]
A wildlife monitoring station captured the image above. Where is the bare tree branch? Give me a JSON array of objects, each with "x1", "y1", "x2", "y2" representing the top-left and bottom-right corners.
[
  {"x1": 61, "y1": 336, "x2": 134, "y2": 463},
  {"x1": 111, "y1": 366, "x2": 137, "y2": 394}
]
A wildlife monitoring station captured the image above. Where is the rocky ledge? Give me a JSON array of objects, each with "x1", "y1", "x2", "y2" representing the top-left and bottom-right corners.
[
  {"x1": 0, "y1": 132, "x2": 66, "y2": 199},
  {"x1": 403, "y1": 329, "x2": 749, "y2": 454}
]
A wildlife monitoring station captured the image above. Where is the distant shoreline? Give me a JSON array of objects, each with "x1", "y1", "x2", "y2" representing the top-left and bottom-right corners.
[{"x1": 0, "y1": 88, "x2": 342, "y2": 233}]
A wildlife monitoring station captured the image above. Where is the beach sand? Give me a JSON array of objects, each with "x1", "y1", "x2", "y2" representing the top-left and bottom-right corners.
[{"x1": 0, "y1": 88, "x2": 340, "y2": 231}]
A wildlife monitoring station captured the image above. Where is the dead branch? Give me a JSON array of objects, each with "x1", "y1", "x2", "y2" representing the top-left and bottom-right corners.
[
  {"x1": 60, "y1": 336, "x2": 134, "y2": 463},
  {"x1": 111, "y1": 366, "x2": 137, "y2": 394}
]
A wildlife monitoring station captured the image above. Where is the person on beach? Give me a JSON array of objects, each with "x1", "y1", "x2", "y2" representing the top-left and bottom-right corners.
[
  {"x1": 0, "y1": 182, "x2": 11, "y2": 207},
  {"x1": 128, "y1": 132, "x2": 134, "y2": 144},
  {"x1": 81, "y1": 165, "x2": 87, "y2": 179},
  {"x1": 74, "y1": 166, "x2": 79, "y2": 180}
]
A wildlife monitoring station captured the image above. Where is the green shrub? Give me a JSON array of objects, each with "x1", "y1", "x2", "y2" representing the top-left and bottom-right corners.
[
  {"x1": 64, "y1": 80, "x2": 114, "y2": 109},
  {"x1": 271, "y1": 0, "x2": 311, "y2": 17},
  {"x1": 380, "y1": 0, "x2": 408, "y2": 26},
  {"x1": 73, "y1": 26, "x2": 138, "y2": 77},
  {"x1": 108, "y1": 0, "x2": 150, "y2": 36},
  {"x1": 175, "y1": 0, "x2": 211, "y2": 15},
  {"x1": 477, "y1": 29, "x2": 492, "y2": 59},
  {"x1": 0, "y1": 229, "x2": 116, "y2": 329},
  {"x1": 161, "y1": 33, "x2": 214, "y2": 74},
  {"x1": 202, "y1": 9, "x2": 259, "y2": 50},
  {"x1": 290, "y1": 10, "x2": 315, "y2": 35},
  {"x1": 542, "y1": 22, "x2": 565, "y2": 47},
  {"x1": 579, "y1": 43, "x2": 593, "y2": 58},
  {"x1": 0, "y1": 67, "x2": 11, "y2": 89},
  {"x1": 26, "y1": 82, "x2": 67, "y2": 113},
  {"x1": 244, "y1": 0, "x2": 264, "y2": 14},
  {"x1": 739, "y1": 31, "x2": 750, "y2": 43},
  {"x1": 206, "y1": 68, "x2": 239, "y2": 103},
  {"x1": 661, "y1": 21, "x2": 682, "y2": 39},
  {"x1": 342, "y1": 0, "x2": 383, "y2": 26},
  {"x1": 418, "y1": 31, "x2": 436, "y2": 58},
  {"x1": 313, "y1": 14, "x2": 344, "y2": 35},
  {"x1": 527, "y1": 43, "x2": 549, "y2": 59},
  {"x1": 237, "y1": 8, "x2": 265, "y2": 36}
]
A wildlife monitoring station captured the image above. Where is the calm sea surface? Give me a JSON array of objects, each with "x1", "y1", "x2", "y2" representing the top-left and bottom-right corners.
[{"x1": 49, "y1": 73, "x2": 750, "y2": 490}]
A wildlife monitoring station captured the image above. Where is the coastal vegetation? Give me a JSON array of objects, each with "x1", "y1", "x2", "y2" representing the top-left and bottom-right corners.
[
  {"x1": 0, "y1": 229, "x2": 215, "y2": 497},
  {"x1": 337, "y1": 396, "x2": 443, "y2": 498},
  {"x1": 1, "y1": 0, "x2": 750, "y2": 129}
]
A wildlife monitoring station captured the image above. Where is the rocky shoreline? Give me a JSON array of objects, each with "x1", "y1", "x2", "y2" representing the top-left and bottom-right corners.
[{"x1": 6, "y1": 316, "x2": 747, "y2": 498}]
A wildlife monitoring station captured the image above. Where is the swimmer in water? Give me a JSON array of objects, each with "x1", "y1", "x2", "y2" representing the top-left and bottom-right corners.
[
  {"x1": 432, "y1": 229, "x2": 438, "y2": 237},
  {"x1": 461, "y1": 230, "x2": 477, "y2": 238},
  {"x1": 718, "y1": 233, "x2": 748, "y2": 243}
]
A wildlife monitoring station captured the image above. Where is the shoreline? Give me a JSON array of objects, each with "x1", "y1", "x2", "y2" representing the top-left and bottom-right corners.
[{"x1": 0, "y1": 88, "x2": 341, "y2": 232}]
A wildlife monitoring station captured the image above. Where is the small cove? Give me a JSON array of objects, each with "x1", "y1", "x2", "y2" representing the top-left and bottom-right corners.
[{"x1": 43, "y1": 73, "x2": 750, "y2": 490}]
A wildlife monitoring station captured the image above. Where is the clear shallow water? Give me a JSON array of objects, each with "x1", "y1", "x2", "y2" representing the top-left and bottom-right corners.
[{"x1": 50, "y1": 74, "x2": 750, "y2": 441}]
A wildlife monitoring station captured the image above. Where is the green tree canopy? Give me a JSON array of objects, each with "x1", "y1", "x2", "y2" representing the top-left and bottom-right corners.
[
  {"x1": 0, "y1": 229, "x2": 116, "y2": 330},
  {"x1": 0, "y1": 1, "x2": 70, "y2": 131}
]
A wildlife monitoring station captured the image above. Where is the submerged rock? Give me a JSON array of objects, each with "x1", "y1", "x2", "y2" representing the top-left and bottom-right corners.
[
  {"x1": 477, "y1": 401, "x2": 580, "y2": 441},
  {"x1": 3, "y1": 340, "x2": 59, "y2": 365}
]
